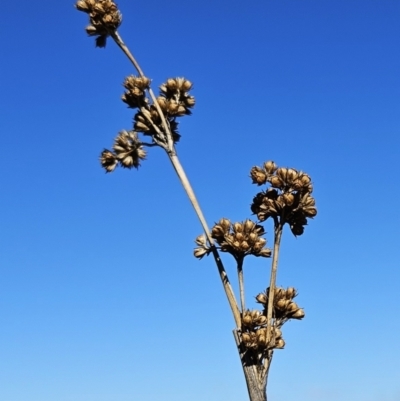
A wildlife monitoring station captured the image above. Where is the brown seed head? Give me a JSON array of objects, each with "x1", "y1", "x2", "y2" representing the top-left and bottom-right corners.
[
  {"x1": 264, "y1": 160, "x2": 278, "y2": 174},
  {"x1": 100, "y1": 149, "x2": 118, "y2": 173},
  {"x1": 250, "y1": 166, "x2": 267, "y2": 185},
  {"x1": 291, "y1": 308, "x2": 305, "y2": 319},
  {"x1": 256, "y1": 293, "x2": 268, "y2": 305}
]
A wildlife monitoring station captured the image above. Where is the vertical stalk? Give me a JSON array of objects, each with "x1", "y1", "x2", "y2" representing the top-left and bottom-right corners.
[
  {"x1": 237, "y1": 257, "x2": 245, "y2": 313},
  {"x1": 169, "y1": 154, "x2": 241, "y2": 327},
  {"x1": 265, "y1": 222, "x2": 283, "y2": 343}
]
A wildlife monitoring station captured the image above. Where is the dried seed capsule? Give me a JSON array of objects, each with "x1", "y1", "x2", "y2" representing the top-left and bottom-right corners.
[
  {"x1": 291, "y1": 308, "x2": 305, "y2": 319},
  {"x1": 256, "y1": 293, "x2": 267, "y2": 304},
  {"x1": 263, "y1": 160, "x2": 277, "y2": 174}
]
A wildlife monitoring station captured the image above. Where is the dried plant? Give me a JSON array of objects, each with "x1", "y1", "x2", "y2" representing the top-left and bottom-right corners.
[{"x1": 75, "y1": 2, "x2": 318, "y2": 400}]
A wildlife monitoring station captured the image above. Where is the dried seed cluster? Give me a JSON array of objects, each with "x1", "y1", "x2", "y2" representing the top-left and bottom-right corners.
[
  {"x1": 100, "y1": 130, "x2": 146, "y2": 172},
  {"x1": 76, "y1": 4, "x2": 196, "y2": 169},
  {"x1": 256, "y1": 287, "x2": 305, "y2": 322},
  {"x1": 121, "y1": 76, "x2": 151, "y2": 109},
  {"x1": 193, "y1": 219, "x2": 271, "y2": 260},
  {"x1": 241, "y1": 310, "x2": 284, "y2": 350},
  {"x1": 241, "y1": 324, "x2": 285, "y2": 350},
  {"x1": 133, "y1": 78, "x2": 195, "y2": 143},
  {"x1": 250, "y1": 161, "x2": 317, "y2": 236},
  {"x1": 75, "y1": 0, "x2": 122, "y2": 47},
  {"x1": 240, "y1": 286, "x2": 304, "y2": 352}
]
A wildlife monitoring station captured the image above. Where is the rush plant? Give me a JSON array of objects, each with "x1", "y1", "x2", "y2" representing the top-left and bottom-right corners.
[{"x1": 75, "y1": 2, "x2": 318, "y2": 400}]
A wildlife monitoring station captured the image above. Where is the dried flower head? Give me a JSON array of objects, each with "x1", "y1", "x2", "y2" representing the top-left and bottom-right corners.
[
  {"x1": 257, "y1": 286, "x2": 305, "y2": 321},
  {"x1": 76, "y1": 0, "x2": 122, "y2": 47},
  {"x1": 193, "y1": 234, "x2": 212, "y2": 259},
  {"x1": 209, "y1": 219, "x2": 272, "y2": 259},
  {"x1": 250, "y1": 161, "x2": 317, "y2": 235},
  {"x1": 134, "y1": 107, "x2": 181, "y2": 143},
  {"x1": 242, "y1": 309, "x2": 268, "y2": 329},
  {"x1": 112, "y1": 130, "x2": 146, "y2": 169},
  {"x1": 100, "y1": 149, "x2": 118, "y2": 172},
  {"x1": 159, "y1": 77, "x2": 195, "y2": 116},
  {"x1": 121, "y1": 76, "x2": 151, "y2": 108}
]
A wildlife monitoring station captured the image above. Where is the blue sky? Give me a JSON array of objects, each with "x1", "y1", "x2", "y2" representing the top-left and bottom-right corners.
[{"x1": 1, "y1": 1, "x2": 399, "y2": 400}]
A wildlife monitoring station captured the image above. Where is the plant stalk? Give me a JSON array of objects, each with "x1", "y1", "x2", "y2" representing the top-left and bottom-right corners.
[
  {"x1": 265, "y1": 222, "x2": 283, "y2": 344},
  {"x1": 109, "y1": 29, "x2": 241, "y2": 328},
  {"x1": 169, "y1": 154, "x2": 241, "y2": 327},
  {"x1": 237, "y1": 257, "x2": 245, "y2": 313}
]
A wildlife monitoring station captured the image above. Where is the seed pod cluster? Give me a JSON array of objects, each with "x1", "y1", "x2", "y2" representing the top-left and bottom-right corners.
[
  {"x1": 159, "y1": 78, "x2": 195, "y2": 116},
  {"x1": 133, "y1": 106, "x2": 181, "y2": 143},
  {"x1": 100, "y1": 130, "x2": 146, "y2": 172},
  {"x1": 132, "y1": 77, "x2": 195, "y2": 145},
  {"x1": 205, "y1": 218, "x2": 272, "y2": 259},
  {"x1": 241, "y1": 324, "x2": 284, "y2": 350},
  {"x1": 193, "y1": 234, "x2": 211, "y2": 259},
  {"x1": 256, "y1": 286, "x2": 305, "y2": 320},
  {"x1": 250, "y1": 161, "x2": 317, "y2": 236},
  {"x1": 75, "y1": 0, "x2": 122, "y2": 47},
  {"x1": 121, "y1": 76, "x2": 151, "y2": 109}
]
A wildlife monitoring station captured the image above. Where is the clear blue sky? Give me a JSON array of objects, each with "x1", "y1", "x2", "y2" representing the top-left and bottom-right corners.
[{"x1": 1, "y1": 1, "x2": 399, "y2": 400}]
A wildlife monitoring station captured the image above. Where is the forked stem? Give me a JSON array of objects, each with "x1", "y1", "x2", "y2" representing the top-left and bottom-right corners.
[
  {"x1": 169, "y1": 154, "x2": 241, "y2": 326},
  {"x1": 109, "y1": 30, "x2": 241, "y2": 328}
]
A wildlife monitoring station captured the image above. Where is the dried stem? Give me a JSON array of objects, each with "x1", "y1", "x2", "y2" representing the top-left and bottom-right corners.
[
  {"x1": 169, "y1": 154, "x2": 241, "y2": 327},
  {"x1": 265, "y1": 221, "x2": 283, "y2": 344},
  {"x1": 108, "y1": 29, "x2": 241, "y2": 328},
  {"x1": 237, "y1": 257, "x2": 245, "y2": 313}
]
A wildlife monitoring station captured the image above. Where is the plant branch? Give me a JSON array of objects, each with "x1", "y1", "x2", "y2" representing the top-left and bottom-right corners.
[
  {"x1": 237, "y1": 257, "x2": 245, "y2": 313},
  {"x1": 169, "y1": 154, "x2": 241, "y2": 327},
  {"x1": 110, "y1": 31, "x2": 175, "y2": 153},
  {"x1": 265, "y1": 221, "x2": 283, "y2": 344},
  {"x1": 107, "y1": 29, "x2": 241, "y2": 328}
]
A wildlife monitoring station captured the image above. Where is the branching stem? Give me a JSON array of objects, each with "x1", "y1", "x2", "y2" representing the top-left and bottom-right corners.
[{"x1": 109, "y1": 29, "x2": 241, "y2": 328}]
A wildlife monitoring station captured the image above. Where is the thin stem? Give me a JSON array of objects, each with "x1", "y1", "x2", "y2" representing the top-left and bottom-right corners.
[
  {"x1": 108, "y1": 29, "x2": 241, "y2": 328},
  {"x1": 265, "y1": 221, "x2": 283, "y2": 344},
  {"x1": 169, "y1": 153, "x2": 241, "y2": 327},
  {"x1": 237, "y1": 257, "x2": 245, "y2": 313}
]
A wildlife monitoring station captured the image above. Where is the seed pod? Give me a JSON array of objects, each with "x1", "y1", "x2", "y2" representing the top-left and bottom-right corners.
[
  {"x1": 274, "y1": 287, "x2": 285, "y2": 299},
  {"x1": 75, "y1": 0, "x2": 91, "y2": 12},
  {"x1": 282, "y1": 192, "x2": 295, "y2": 207},
  {"x1": 285, "y1": 287, "x2": 297, "y2": 299},
  {"x1": 275, "y1": 338, "x2": 285, "y2": 349},
  {"x1": 194, "y1": 247, "x2": 208, "y2": 259},
  {"x1": 275, "y1": 298, "x2": 289, "y2": 310},
  {"x1": 291, "y1": 308, "x2": 305, "y2": 319},
  {"x1": 195, "y1": 234, "x2": 207, "y2": 247},
  {"x1": 269, "y1": 176, "x2": 284, "y2": 189},
  {"x1": 233, "y1": 222, "x2": 243, "y2": 233},
  {"x1": 287, "y1": 301, "x2": 299, "y2": 313},
  {"x1": 255, "y1": 315, "x2": 267, "y2": 326},
  {"x1": 250, "y1": 166, "x2": 267, "y2": 185},
  {"x1": 264, "y1": 160, "x2": 277, "y2": 174},
  {"x1": 276, "y1": 167, "x2": 288, "y2": 182},
  {"x1": 286, "y1": 168, "x2": 298, "y2": 184},
  {"x1": 256, "y1": 293, "x2": 267, "y2": 304}
]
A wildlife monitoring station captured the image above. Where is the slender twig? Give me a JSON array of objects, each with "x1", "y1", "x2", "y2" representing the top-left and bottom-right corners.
[
  {"x1": 108, "y1": 29, "x2": 241, "y2": 328},
  {"x1": 169, "y1": 154, "x2": 241, "y2": 327},
  {"x1": 265, "y1": 221, "x2": 283, "y2": 344},
  {"x1": 237, "y1": 257, "x2": 245, "y2": 313}
]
